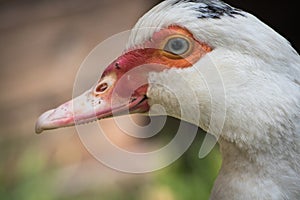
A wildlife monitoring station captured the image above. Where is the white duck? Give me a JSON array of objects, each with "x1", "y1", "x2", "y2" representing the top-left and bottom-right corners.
[{"x1": 36, "y1": 0, "x2": 300, "y2": 199}]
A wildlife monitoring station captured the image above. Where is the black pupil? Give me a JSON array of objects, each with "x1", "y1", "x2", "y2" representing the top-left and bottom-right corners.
[
  {"x1": 165, "y1": 37, "x2": 189, "y2": 55},
  {"x1": 171, "y1": 39, "x2": 184, "y2": 51}
]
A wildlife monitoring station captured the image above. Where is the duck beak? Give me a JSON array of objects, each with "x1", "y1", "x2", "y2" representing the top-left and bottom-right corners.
[
  {"x1": 35, "y1": 85, "x2": 149, "y2": 134},
  {"x1": 35, "y1": 61, "x2": 150, "y2": 134},
  {"x1": 35, "y1": 46, "x2": 169, "y2": 134}
]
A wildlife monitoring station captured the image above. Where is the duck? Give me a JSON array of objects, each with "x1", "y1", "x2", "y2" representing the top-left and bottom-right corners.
[{"x1": 35, "y1": 0, "x2": 300, "y2": 199}]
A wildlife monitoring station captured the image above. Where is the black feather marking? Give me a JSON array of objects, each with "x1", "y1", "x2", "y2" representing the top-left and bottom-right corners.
[{"x1": 171, "y1": 0, "x2": 245, "y2": 19}]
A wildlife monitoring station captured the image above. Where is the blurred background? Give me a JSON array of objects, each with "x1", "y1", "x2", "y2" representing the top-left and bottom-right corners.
[{"x1": 0, "y1": 0, "x2": 298, "y2": 199}]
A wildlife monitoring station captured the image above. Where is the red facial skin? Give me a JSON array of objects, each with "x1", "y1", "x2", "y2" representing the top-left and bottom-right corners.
[
  {"x1": 97, "y1": 25, "x2": 212, "y2": 108},
  {"x1": 35, "y1": 26, "x2": 212, "y2": 133}
]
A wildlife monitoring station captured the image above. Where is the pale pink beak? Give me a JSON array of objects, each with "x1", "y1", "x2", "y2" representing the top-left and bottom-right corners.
[
  {"x1": 35, "y1": 87, "x2": 148, "y2": 134},
  {"x1": 35, "y1": 48, "x2": 167, "y2": 134},
  {"x1": 36, "y1": 90, "x2": 97, "y2": 133},
  {"x1": 35, "y1": 58, "x2": 150, "y2": 134}
]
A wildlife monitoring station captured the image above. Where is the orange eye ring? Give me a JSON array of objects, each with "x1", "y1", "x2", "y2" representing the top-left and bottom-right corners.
[{"x1": 161, "y1": 34, "x2": 194, "y2": 59}]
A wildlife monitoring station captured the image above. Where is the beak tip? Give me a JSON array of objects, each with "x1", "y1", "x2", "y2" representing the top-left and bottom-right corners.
[
  {"x1": 35, "y1": 124, "x2": 44, "y2": 134},
  {"x1": 35, "y1": 109, "x2": 55, "y2": 134},
  {"x1": 35, "y1": 116, "x2": 47, "y2": 134}
]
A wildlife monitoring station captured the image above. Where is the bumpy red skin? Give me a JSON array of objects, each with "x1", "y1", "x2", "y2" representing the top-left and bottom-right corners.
[
  {"x1": 97, "y1": 25, "x2": 212, "y2": 110},
  {"x1": 35, "y1": 26, "x2": 212, "y2": 133}
]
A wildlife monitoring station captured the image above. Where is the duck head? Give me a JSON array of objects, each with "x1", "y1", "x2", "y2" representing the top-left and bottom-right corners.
[
  {"x1": 35, "y1": 24, "x2": 212, "y2": 133},
  {"x1": 36, "y1": 0, "x2": 299, "y2": 149}
]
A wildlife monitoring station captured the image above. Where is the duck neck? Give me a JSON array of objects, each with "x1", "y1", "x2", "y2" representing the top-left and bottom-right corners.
[{"x1": 210, "y1": 136, "x2": 300, "y2": 200}]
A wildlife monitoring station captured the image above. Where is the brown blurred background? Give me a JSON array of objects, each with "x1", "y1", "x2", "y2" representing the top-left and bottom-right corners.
[{"x1": 0, "y1": 0, "x2": 298, "y2": 200}]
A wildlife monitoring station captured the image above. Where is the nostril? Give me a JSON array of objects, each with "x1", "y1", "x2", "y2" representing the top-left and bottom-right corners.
[
  {"x1": 95, "y1": 83, "x2": 108, "y2": 93},
  {"x1": 115, "y1": 62, "x2": 121, "y2": 69}
]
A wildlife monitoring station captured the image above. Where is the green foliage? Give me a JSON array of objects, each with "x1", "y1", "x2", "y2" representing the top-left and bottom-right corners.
[
  {"x1": 152, "y1": 129, "x2": 221, "y2": 200},
  {"x1": 1, "y1": 119, "x2": 221, "y2": 200}
]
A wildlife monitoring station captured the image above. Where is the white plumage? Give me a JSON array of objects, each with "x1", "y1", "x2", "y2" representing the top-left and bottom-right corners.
[
  {"x1": 130, "y1": 1, "x2": 300, "y2": 199},
  {"x1": 36, "y1": 0, "x2": 300, "y2": 199}
]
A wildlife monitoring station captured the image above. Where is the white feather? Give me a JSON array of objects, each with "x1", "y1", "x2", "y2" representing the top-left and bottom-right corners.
[{"x1": 127, "y1": 0, "x2": 300, "y2": 199}]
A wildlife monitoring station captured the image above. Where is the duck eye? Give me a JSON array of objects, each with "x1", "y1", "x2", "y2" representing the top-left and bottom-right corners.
[{"x1": 164, "y1": 37, "x2": 190, "y2": 56}]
